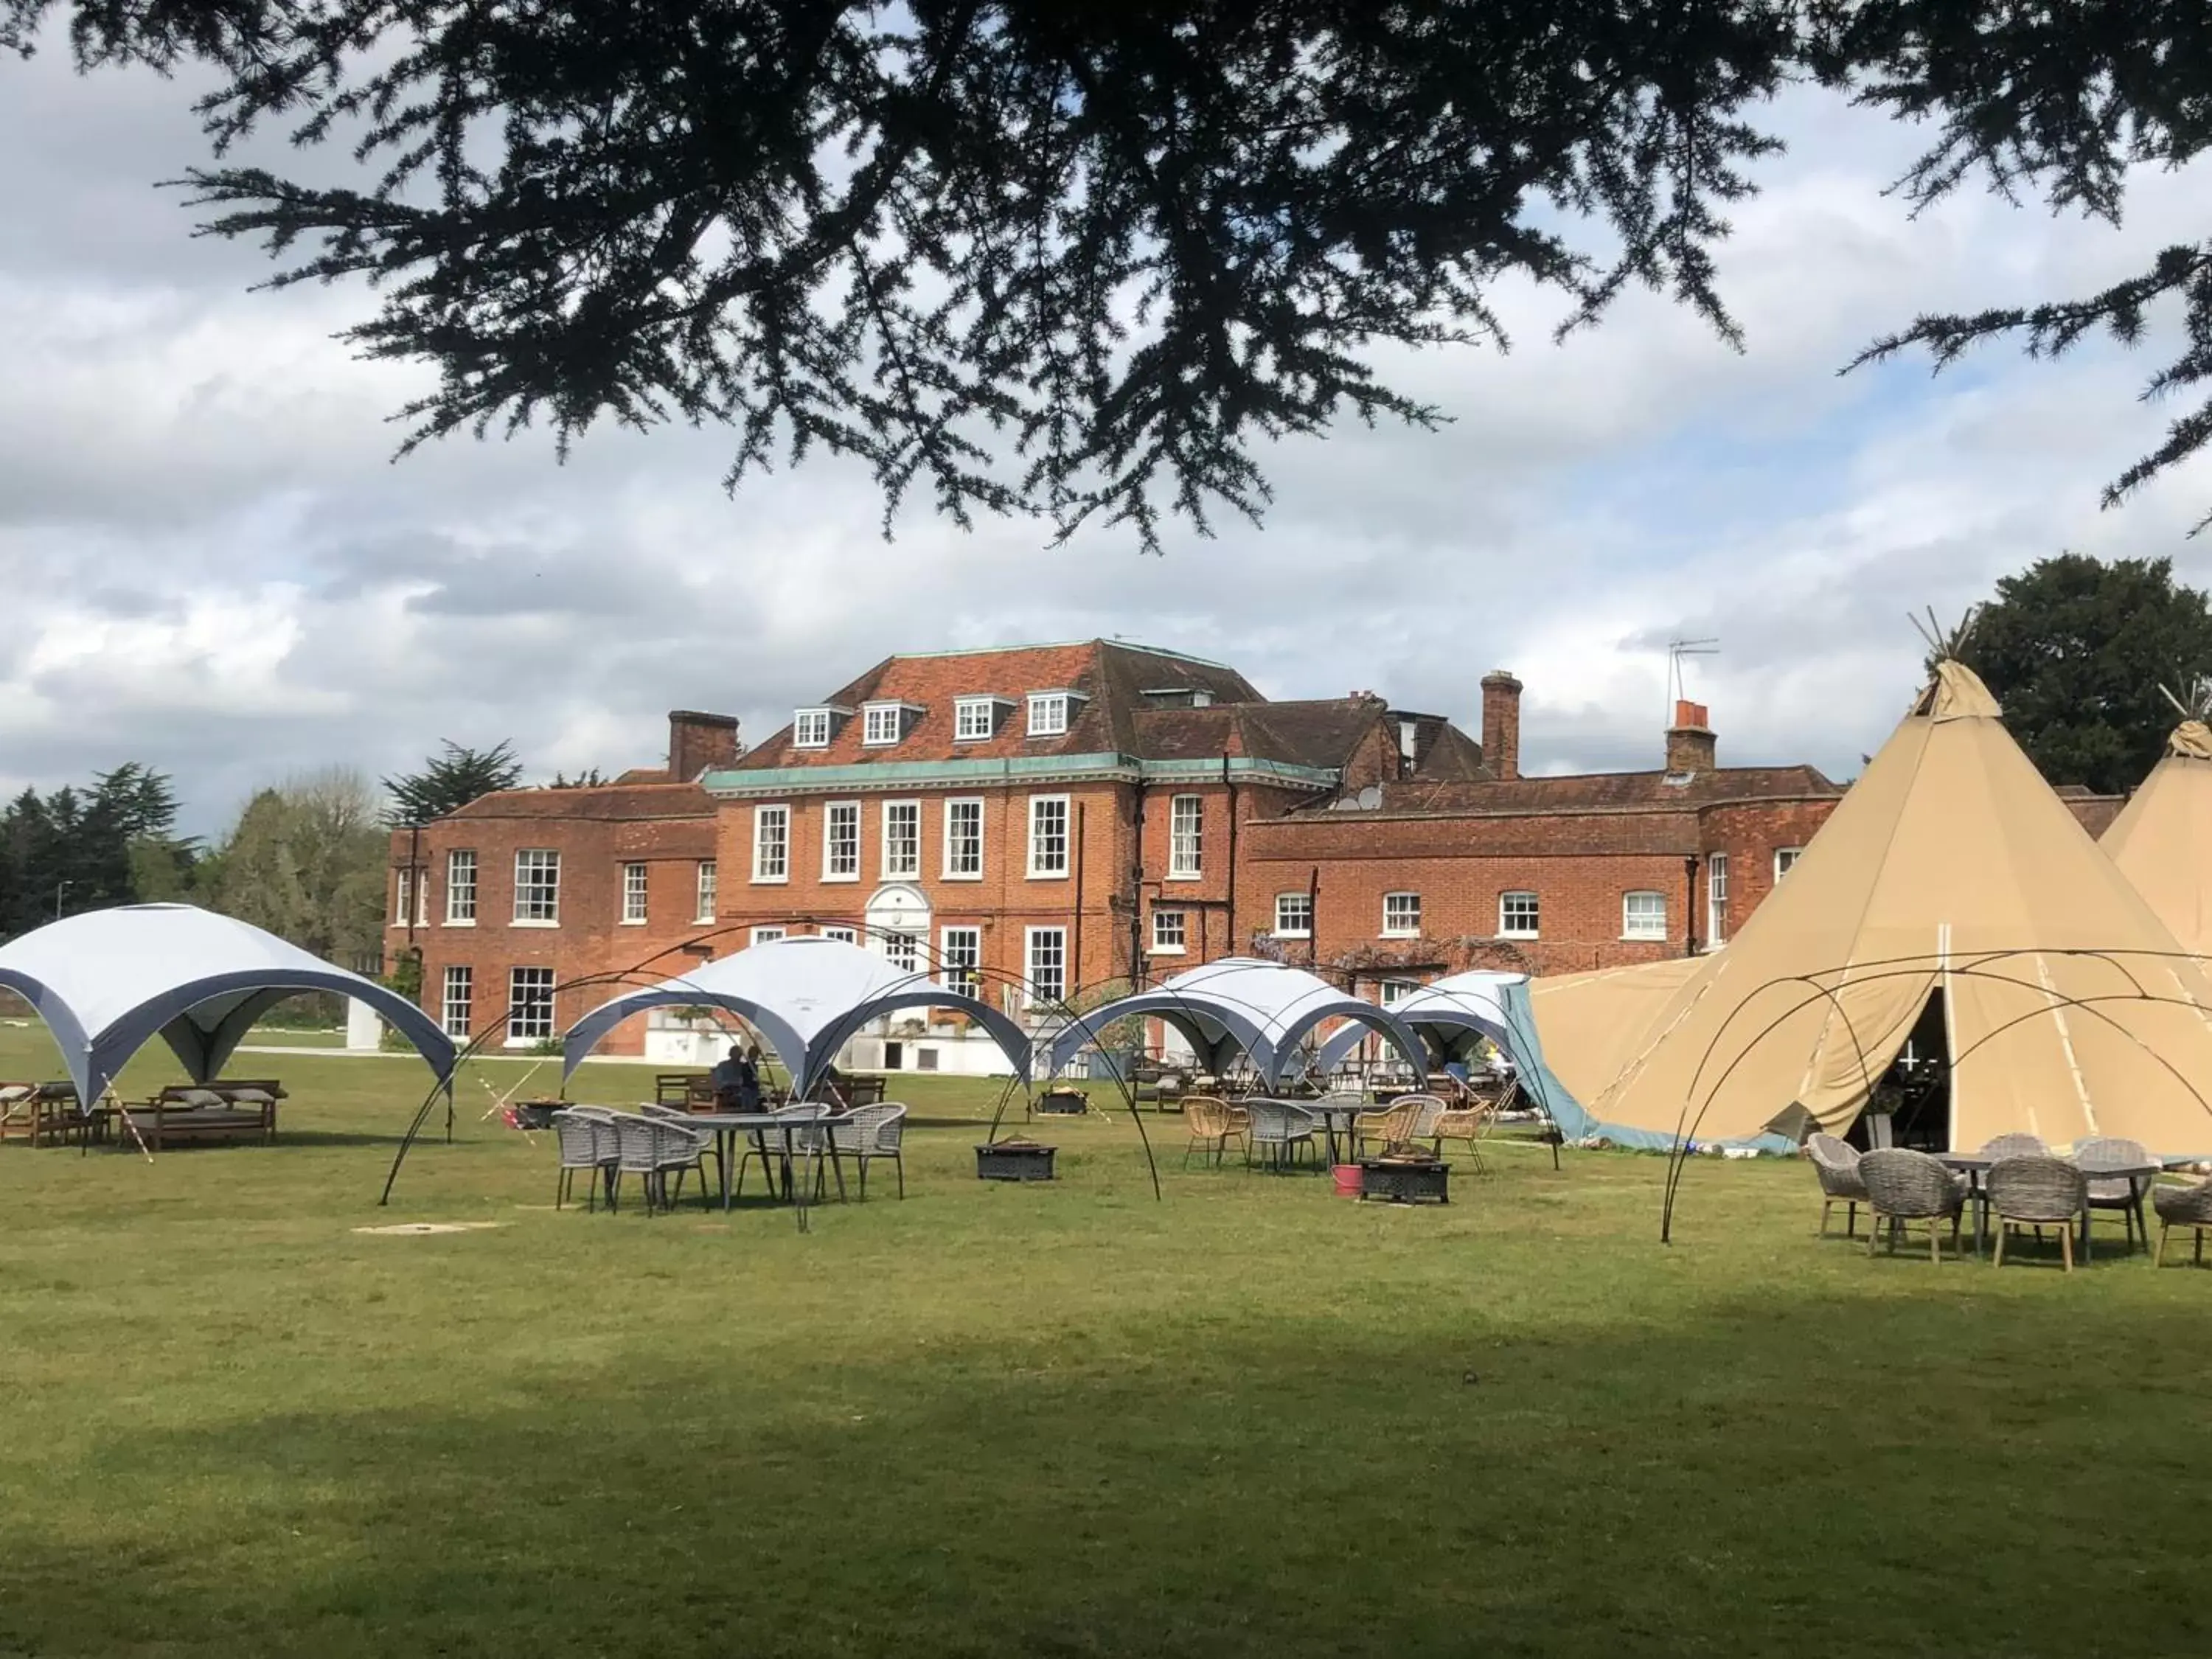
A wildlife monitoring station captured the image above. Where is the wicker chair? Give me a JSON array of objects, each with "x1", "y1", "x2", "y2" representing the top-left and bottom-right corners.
[
  {"x1": 828, "y1": 1104, "x2": 908, "y2": 1200},
  {"x1": 2074, "y1": 1136, "x2": 2153, "y2": 1253},
  {"x1": 1180, "y1": 1096, "x2": 1248, "y2": 1169},
  {"x1": 644, "y1": 1102, "x2": 723, "y2": 1197},
  {"x1": 1806, "y1": 1133, "x2": 1871, "y2": 1238},
  {"x1": 1244, "y1": 1100, "x2": 1319, "y2": 1172},
  {"x1": 2152, "y1": 1176, "x2": 2212, "y2": 1266},
  {"x1": 1860, "y1": 1147, "x2": 1965, "y2": 1262},
  {"x1": 1975, "y1": 1133, "x2": 2048, "y2": 1161},
  {"x1": 733, "y1": 1102, "x2": 824, "y2": 1200},
  {"x1": 607, "y1": 1111, "x2": 708, "y2": 1214},
  {"x1": 551, "y1": 1107, "x2": 618, "y2": 1211},
  {"x1": 1351, "y1": 1098, "x2": 1411, "y2": 1157},
  {"x1": 1436, "y1": 1081, "x2": 1512, "y2": 1176},
  {"x1": 1987, "y1": 1155, "x2": 2089, "y2": 1272}
]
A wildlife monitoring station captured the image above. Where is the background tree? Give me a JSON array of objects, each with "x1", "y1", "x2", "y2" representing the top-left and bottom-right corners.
[
  {"x1": 3, "y1": 3, "x2": 2202, "y2": 546},
  {"x1": 0, "y1": 765, "x2": 195, "y2": 941},
  {"x1": 1958, "y1": 554, "x2": 2212, "y2": 797},
  {"x1": 196, "y1": 769, "x2": 389, "y2": 965},
  {"x1": 381, "y1": 741, "x2": 523, "y2": 829}
]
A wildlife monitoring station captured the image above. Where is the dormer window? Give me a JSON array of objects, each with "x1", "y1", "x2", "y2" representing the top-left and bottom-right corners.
[
  {"x1": 792, "y1": 705, "x2": 852, "y2": 749},
  {"x1": 862, "y1": 700, "x2": 922, "y2": 747},
  {"x1": 1026, "y1": 689, "x2": 1086, "y2": 737},
  {"x1": 954, "y1": 695, "x2": 1015, "y2": 742}
]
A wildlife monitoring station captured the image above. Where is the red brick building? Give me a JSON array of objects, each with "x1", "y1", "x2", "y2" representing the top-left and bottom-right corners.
[{"x1": 387, "y1": 642, "x2": 2116, "y2": 1066}]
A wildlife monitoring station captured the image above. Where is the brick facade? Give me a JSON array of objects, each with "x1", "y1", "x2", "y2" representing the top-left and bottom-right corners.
[{"x1": 386, "y1": 641, "x2": 2127, "y2": 1059}]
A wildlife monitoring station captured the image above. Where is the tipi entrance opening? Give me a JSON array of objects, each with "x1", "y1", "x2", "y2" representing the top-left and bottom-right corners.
[{"x1": 1851, "y1": 992, "x2": 1951, "y2": 1152}]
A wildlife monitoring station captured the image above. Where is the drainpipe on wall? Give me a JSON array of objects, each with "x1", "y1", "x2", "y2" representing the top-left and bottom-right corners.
[
  {"x1": 1307, "y1": 866, "x2": 1320, "y2": 970},
  {"x1": 1071, "y1": 799, "x2": 1086, "y2": 1001},
  {"x1": 1221, "y1": 753, "x2": 1237, "y2": 961},
  {"x1": 1130, "y1": 773, "x2": 1147, "y2": 990},
  {"x1": 1683, "y1": 855, "x2": 1700, "y2": 959}
]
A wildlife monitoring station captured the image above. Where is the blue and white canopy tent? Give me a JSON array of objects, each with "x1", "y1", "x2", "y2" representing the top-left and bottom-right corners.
[
  {"x1": 1310, "y1": 968, "x2": 1647, "y2": 1144},
  {"x1": 1043, "y1": 957, "x2": 1428, "y2": 1092},
  {"x1": 559, "y1": 934, "x2": 1033, "y2": 1097},
  {"x1": 0, "y1": 903, "x2": 458, "y2": 1106}
]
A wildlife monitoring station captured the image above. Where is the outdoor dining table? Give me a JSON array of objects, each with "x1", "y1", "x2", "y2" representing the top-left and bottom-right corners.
[
  {"x1": 684, "y1": 1110, "x2": 849, "y2": 1231},
  {"x1": 1935, "y1": 1151, "x2": 2166, "y2": 1262},
  {"x1": 1301, "y1": 1100, "x2": 1368, "y2": 1166}
]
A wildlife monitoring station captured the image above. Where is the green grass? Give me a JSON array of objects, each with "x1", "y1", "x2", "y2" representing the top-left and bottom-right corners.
[{"x1": 3, "y1": 1020, "x2": 2209, "y2": 1657}]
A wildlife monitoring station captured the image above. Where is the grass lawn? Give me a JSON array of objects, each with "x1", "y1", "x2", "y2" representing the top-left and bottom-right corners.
[{"x1": 3, "y1": 1021, "x2": 2209, "y2": 1657}]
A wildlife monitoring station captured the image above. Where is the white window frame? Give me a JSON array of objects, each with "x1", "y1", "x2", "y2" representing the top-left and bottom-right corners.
[
  {"x1": 440, "y1": 964, "x2": 473, "y2": 1038},
  {"x1": 822, "y1": 925, "x2": 858, "y2": 945},
  {"x1": 1499, "y1": 891, "x2": 1540, "y2": 939},
  {"x1": 939, "y1": 926, "x2": 982, "y2": 998},
  {"x1": 444, "y1": 850, "x2": 477, "y2": 925},
  {"x1": 513, "y1": 849, "x2": 560, "y2": 926},
  {"x1": 752, "y1": 804, "x2": 790, "y2": 883},
  {"x1": 1273, "y1": 891, "x2": 1312, "y2": 939},
  {"x1": 1774, "y1": 846, "x2": 1804, "y2": 882},
  {"x1": 861, "y1": 702, "x2": 905, "y2": 747},
  {"x1": 392, "y1": 868, "x2": 414, "y2": 928},
  {"x1": 1150, "y1": 908, "x2": 1188, "y2": 955},
  {"x1": 1024, "y1": 925, "x2": 1068, "y2": 1009},
  {"x1": 620, "y1": 861, "x2": 648, "y2": 925},
  {"x1": 1623, "y1": 890, "x2": 1668, "y2": 942},
  {"x1": 1379, "y1": 978, "x2": 1419, "y2": 1009},
  {"x1": 822, "y1": 800, "x2": 860, "y2": 883},
  {"x1": 953, "y1": 697, "x2": 1003, "y2": 742},
  {"x1": 695, "y1": 860, "x2": 717, "y2": 924},
  {"x1": 942, "y1": 797, "x2": 984, "y2": 880},
  {"x1": 883, "y1": 930, "x2": 922, "y2": 975},
  {"x1": 1027, "y1": 794, "x2": 1071, "y2": 879},
  {"x1": 507, "y1": 967, "x2": 555, "y2": 1045},
  {"x1": 1167, "y1": 794, "x2": 1203, "y2": 880},
  {"x1": 881, "y1": 799, "x2": 922, "y2": 880},
  {"x1": 751, "y1": 925, "x2": 787, "y2": 946},
  {"x1": 793, "y1": 709, "x2": 833, "y2": 749},
  {"x1": 1382, "y1": 891, "x2": 1421, "y2": 938},
  {"x1": 1026, "y1": 692, "x2": 1070, "y2": 737},
  {"x1": 1706, "y1": 852, "x2": 1728, "y2": 948}
]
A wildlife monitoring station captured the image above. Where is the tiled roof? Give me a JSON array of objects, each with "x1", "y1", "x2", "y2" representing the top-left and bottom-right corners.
[
  {"x1": 444, "y1": 782, "x2": 716, "y2": 821},
  {"x1": 731, "y1": 640, "x2": 1263, "y2": 770},
  {"x1": 1130, "y1": 698, "x2": 1391, "y2": 769},
  {"x1": 1325, "y1": 765, "x2": 1843, "y2": 818}
]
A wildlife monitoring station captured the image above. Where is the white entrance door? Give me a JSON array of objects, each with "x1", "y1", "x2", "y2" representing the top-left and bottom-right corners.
[{"x1": 863, "y1": 883, "x2": 933, "y2": 979}]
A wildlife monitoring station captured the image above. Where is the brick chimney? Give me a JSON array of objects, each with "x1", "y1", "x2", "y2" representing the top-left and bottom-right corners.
[
  {"x1": 668, "y1": 710, "x2": 740, "y2": 782},
  {"x1": 1666, "y1": 699, "x2": 1716, "y2": 774},
  {"x1": 1481, "y1": 670, "x2": 1523, "y2": 781}
]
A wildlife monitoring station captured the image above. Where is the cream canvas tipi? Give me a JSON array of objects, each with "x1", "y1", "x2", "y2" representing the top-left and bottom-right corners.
[
  {"x1": 1585, "y1": 658, "x2": 2212, "y2": 1157},
  {"x1": 2102, "y1": 699, "x2": 2212, "y2": 961}
]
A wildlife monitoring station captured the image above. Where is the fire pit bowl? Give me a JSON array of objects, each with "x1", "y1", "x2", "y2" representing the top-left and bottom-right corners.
[{"x1": 1035, "y1": 1087, "x2": 1089, "y2": 1116}]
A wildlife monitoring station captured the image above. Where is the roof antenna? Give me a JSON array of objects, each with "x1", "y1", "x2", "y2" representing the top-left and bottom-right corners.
[{"x1": 1666, "y1": 636, "x2": 1719, "y2": 724}]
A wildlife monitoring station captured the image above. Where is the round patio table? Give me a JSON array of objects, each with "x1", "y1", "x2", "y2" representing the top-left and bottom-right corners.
[{"x1": 684, "y1": 1110, "x2": 849, "y2": 1233}]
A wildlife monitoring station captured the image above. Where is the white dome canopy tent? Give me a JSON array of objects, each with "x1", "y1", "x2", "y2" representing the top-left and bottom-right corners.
[
  {"x1": 1043, "y1": 957, "x2": 1428, "y2": 1093},
  {"x1": 557, "y1": 934, "x2": 1034, "y2": 1098},
  {"x1": 0, "y1": 903, "x2": 459, "y2": 1107},
  {"x1": 1310, "y1": 968, "x2": 1592, "y2": 1122}
]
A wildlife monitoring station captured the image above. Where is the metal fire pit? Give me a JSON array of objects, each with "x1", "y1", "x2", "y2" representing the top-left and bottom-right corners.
[
  {"x1": 1358, "y1": 1157, "x2": 1450, "y2": 1205},
  {"x1": 1035, "y1": 1087, "x2": 1089, "y2": 1116},
  {"x1": 509, "y1": 1099, "x2": 562, "y2": 1131},
  {"x1": 975, "y1": 1141, "x2": 1057, "y2": 1181}
]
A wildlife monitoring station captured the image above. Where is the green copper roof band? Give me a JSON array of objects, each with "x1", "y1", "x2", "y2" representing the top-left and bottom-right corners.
[{"x1": 702, "y1": 754, "x2": 1340, "y2": 794}]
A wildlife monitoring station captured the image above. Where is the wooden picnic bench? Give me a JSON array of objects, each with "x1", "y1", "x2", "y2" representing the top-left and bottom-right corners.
[{"x1": 117, "y1": 1080, "x2": 286, "y2": 1150}]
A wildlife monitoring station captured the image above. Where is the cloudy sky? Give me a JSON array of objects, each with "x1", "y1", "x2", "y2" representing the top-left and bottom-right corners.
[{"x1": 4, "y1": 34, "x2": 2210, "y2": 838}]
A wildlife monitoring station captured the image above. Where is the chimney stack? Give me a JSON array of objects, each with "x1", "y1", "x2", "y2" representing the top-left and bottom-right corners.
[
  {"x1": 1481, "y1": 670, "x2": 1523, "y2": 781},
  {"x1": 1666, "y1": 699, "x2": 1716, "y2": 774},
  {"x1": 668, "y1": 710, "x2": 741, "y2": 782}
]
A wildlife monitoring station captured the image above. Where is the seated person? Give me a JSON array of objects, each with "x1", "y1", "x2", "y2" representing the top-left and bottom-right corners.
[{"x1": 708, "y1": 1042, "x2": 762, "y2": 1110}]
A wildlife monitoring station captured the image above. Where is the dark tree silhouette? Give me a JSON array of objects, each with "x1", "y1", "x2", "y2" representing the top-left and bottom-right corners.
[
  {"x1": 382, "y1": 740, "x2": 523, "y2": 828},
  {"x1": 4, "y1": 2, "x2": 2205, "y2": 543}
]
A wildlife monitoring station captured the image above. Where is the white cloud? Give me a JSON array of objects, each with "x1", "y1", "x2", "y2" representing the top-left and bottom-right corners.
[{"x1": 2, "y1": 48, "x2": 2209, "y2": 833}]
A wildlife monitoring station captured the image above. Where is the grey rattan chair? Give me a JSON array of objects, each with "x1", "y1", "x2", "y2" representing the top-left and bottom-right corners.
[
  {"x1": 1860, "y1": 1147, "x2": 1965, "y2": 1262},
  {"x1": 1987, "y1": 1155, "x2": 2088, "y2": 1272},
  {"x1": 734, "y1": 1102, "x2": 823, "y2": 1200},
  {"x1": 1975, "y1": 1133, "x2": 2048, "y2": 1161},
  {"x1": 2153, "y1": 1175, "x2": 2212, "y2": 1266},
  {"x1": 1806, "y1": 1133, "x2": 1870, "y2": 1237},
  {"x1": 644, "y1": 1102, "x2": 723, "y2": 1197},
  {"x1": 551, "y1": 1107, "x2": 617, "y2": 1211},
  {"x1": 1244, "y1": 1100, "x2": 1319, "y2": 1172},
  {"x1": 2074, "y1": 1136, "x2": 2152, "y2": 1253},
  {"x1": 829, "y1": 1103, "x2": 908, "y2": 1200},
  {"x1": 608, "y1": 1112, "x2": 709, "y2": 1214}
]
